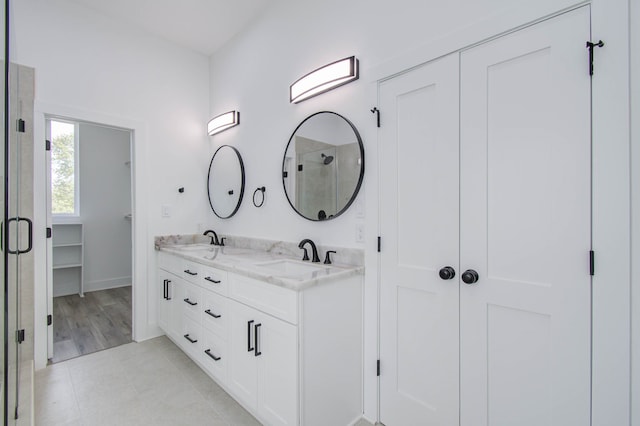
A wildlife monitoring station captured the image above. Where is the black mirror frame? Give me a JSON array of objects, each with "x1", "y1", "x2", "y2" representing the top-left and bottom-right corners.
[
  {"x1": 207, "y1": 145, "x2": 245, "y2": 219},
  {"x1": 282, "y1": 111, "x2": 365, "y2": 222}
]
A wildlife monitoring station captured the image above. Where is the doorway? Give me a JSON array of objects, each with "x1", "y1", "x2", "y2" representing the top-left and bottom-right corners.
[{"x1": 46, "y1": 117, "x2": 133, "y2": 363}]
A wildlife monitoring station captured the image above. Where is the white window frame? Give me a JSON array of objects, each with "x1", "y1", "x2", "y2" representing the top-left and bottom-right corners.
[{"x1": 47, "y1": 117, "x2": 80, "y2": 219}]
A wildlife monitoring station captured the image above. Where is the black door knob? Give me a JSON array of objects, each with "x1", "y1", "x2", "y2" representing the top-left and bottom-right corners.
[
  {"x1": 439, "y1": 266, "x2": 456, "y2": 280},
  {"x1": 461, "y1": 269, "x2": 479, "y2": 284}
]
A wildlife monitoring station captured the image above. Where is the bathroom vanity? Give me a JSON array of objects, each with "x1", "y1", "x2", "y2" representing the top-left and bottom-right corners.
[{"x1": 156, "y1": 239, "x2": 363, "y2": 426}]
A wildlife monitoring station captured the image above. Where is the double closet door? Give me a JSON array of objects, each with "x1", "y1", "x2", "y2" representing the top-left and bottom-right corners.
[{"x1": 379, "y1": 7, "x2": 591, "y2": 426}]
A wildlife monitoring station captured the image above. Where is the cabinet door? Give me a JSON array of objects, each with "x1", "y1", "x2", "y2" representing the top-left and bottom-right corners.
[
  {"x1": 167, "y1": 277, "x2": 184, "y2": 342},
  {"x1": 459, "y1": 7, "x2": 591, "y2": 425},
  {"x1": 257, "y1": 314, "x2": 298, "y2": 426},
  {"x1": 378, "y1": 53, "x2": 460, "y2": 425},
  {"x1": 227, "y1": 300, "x2": 259, "y2": 411},
  {"x1": 157, "y1": 270, "x2": 171, "y2": 333}
]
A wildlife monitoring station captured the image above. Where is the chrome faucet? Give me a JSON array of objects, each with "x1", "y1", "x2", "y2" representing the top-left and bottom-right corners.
[
  {"x1": 298, "y1": 239, "x2": 321, "y2": 263},
  {"x1": 203, "y1": 230, "x2": 220, "y2": 245}
]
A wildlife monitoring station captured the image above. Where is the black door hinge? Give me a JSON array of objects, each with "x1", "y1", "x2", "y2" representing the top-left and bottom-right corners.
[
  {"x1": 47, "y1": 314, "x2": 52, "y2": 326},
  {"x1": 590, "y1": 250, "x2": 595, "y2": 276},
  {"x1": 371, "y1": 107, "x2": 380, "y2": 128},
  {"x1": 16, "y1": 329, "x2": 25, "y2": 344},
  {"x1": 377, "y1": 236, "x2": 381, "y2": 252},
  {"x1": 16, "y1": 119, "x2": 25, "y2": 133},
  {"x1": 377, "y1": 359, "x2": 381, "y2": 376},
  {"x1": 45, "y1": 139, "x2": 51, "y2": 151},
  {"x1": 46, "y1": 227, "x2": 52, "y2": 238},
  {"x1": 586, "y1": 40, "x2": 604, "y2": 76},
  {"x1": 298, "y1": 164, "x2": 303, "y2": 172}
]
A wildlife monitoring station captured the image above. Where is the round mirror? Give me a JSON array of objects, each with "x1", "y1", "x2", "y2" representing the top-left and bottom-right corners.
[
  {"x1": 282, "y1": 111, "x2": 364, "y2": 221},
  {"x1": 207, "y1": 145, "x2": 245, "y2": 219}
]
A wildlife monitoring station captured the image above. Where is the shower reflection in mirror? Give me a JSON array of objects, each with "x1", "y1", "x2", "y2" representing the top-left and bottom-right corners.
[{"x1": 282, "y1": 111, "x2": 364, "y2": 221}]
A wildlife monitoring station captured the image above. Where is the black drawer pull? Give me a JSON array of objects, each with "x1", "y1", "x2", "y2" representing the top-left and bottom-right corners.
[
  {"x1": 205, "y1": 309, "x2": 221, "y2": 319},
  {"x1": 247, "y1": 320, "x2": 254, "y2": 352},
  {"x1": 204, "y1": 276, "x2": 221, "y2": 284},
  {"x1": 204, "y1": 349, "x2": 221, "y2": 361},
  {"x1": 184, "y1": 334, "x2": 198, "y2": 344},
  {"x1": 254, "y1": 323, "x2": 262, "y2": 357},
  {"x1": 163, "y1": 279, "x2": 167, "y2": 300},
  {"x1": 184, "y1": 269, "x2": 198, "y2": 276},
  {"x1": 183, "y1": 298, "x2": 198, "y2": 306},
  {"x1": 166, "y1": 280, "x2": 172, "y2": 300}
]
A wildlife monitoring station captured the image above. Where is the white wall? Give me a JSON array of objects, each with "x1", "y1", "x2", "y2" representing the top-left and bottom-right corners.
[
  {"x1": 78, "y1": 122, "x2": 132, "y2": 292},
  {"x1": 208, "y1": 0, "x2": 632, "y2": 424},
  {"x1": 12, "y1": 0, "x2": 211, "y2": 368}
]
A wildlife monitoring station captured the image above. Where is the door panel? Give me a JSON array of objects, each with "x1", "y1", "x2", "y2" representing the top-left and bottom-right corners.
[
  {"x1": 459, "y1": 7, "x2": 591, "y2": 426},
  {"x1": 379, "y1": 53, "x2": 460, "y2": 426},
  {"x1": 257, "y1": 314, "x2": 297, "y2": 426},
  {"x1": 227, "y1": 299, "x2": 258, "y2": 411}
]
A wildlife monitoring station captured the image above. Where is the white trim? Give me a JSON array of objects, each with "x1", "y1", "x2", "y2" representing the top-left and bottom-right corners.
[{"x1": 33, "y1": 101, "x2": 154, "y2": 370}]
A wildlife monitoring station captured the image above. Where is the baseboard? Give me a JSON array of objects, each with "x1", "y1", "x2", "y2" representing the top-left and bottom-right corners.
[{"x1": 83, "y1": 276, "x2": 132, "y2": 292}]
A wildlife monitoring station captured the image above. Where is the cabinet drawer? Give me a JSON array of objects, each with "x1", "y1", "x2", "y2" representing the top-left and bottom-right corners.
[
  {"x1": 202, "y1": 289, "x2": 227, "y2": 338},
  {"x1": 181, "y1": 316, "x2": 201, "y2": 357},
  {"x1": 200, "y1": 265, "x2": 228, "y2": 296},
  {"x1": 181, "y1": 260, "x2": 201, "y2": 283},
  {"x1": 200, "y1": 329, "x2": 227, "y2": 384},
  {"x1": 229, "y1": 274, "x2": 298, "y2": 325},
  {"x1": 182, "y1": 282, "x2": 202, "y2": 322}
]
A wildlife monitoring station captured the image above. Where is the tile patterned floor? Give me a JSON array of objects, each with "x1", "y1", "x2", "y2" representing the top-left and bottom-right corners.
[{"x1": 36, "y1": 336, "x2": 374, "y2": 426}]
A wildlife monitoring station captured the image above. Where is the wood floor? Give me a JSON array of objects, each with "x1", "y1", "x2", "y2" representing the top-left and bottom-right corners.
[{"x1": 52, "y1": 286, "x2": 132, "y2": 364}]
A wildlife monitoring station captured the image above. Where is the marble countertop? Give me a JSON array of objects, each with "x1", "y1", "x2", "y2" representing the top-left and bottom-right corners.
[{"x1": 159, "y1": 243, "x2": 364, "y2": 291}]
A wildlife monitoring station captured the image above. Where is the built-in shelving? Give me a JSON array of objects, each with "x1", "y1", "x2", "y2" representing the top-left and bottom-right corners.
[{"x1": 52, "y1": 223, "x2": 84, "y2": 297}]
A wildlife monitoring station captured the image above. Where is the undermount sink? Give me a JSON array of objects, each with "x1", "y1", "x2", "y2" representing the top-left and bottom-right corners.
[{"x1": 256, "y1": 259, "x2": 329, "y2": 276}]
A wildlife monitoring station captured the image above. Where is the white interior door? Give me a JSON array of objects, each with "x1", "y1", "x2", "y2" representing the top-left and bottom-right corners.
[
  {"x1": 379, "y1": 53, "x2": 460, "y2": 426},
  {"x1": 459, "y1": 7, "x2": 591, "y2": 426},
  {"x1": 379, "y1": 6, "x2": 592, "y2": 426}
]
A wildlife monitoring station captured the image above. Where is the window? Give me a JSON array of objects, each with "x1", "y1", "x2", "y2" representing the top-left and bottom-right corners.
[{"x1": 49, "y1": 119, "x2": 79, "y2": 216}]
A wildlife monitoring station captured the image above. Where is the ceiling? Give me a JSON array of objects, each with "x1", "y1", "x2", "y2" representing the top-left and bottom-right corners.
[{"x1": 68, "y1": 0, "x2": 274, "y2": 56}]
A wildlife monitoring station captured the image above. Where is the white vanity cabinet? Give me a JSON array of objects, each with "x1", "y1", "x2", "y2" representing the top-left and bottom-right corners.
[
  {"x1": 156, "y1": 249, "x2": 363, "y2": 426},
  {"x1": 228, "y1": 295, "x2": 298, "y2": 426}
]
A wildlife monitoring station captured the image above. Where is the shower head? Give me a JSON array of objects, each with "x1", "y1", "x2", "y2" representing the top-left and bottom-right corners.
[{"x1": 321, "y1": 153, "x2": 334, "y2": 165}]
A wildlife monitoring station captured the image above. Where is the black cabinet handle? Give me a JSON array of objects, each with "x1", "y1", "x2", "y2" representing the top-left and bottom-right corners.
[
  {"x1": 183, "y1": 298, "x2": 197, "y2": 306},
  {"x1": 247, "y1": 320, "x2": 254, "y2": 352},
  {"x1": 184, "y1": 334, "x2": 198, "y2": 344},
  {"x1": 439, "y1": 266, "x2": 456, "y2": 280},
  {"x1": 204, "y1": 349, "x2": 221, "y2": 361},
  {"x1": 163, "y1": 279, "x2": 167, "y2": 300},
  {"x1": 166, "y1": 280, "x2": 172, "y2": 300},
  {"x1": 204, "y1": 276, "x2": 221, "y2": 284},
  {"x1": 254, "y1": 323, "x2": 262, "y2": 357},
  {"x1": 205, "y1": 309, "x2": 221, "y2": 319},
  {"x1": 184, "y1": 269, "x2": 198, "y2": 276},
  {"x1": 461, "y1": 269, "x2": 479, "y2": 285}
]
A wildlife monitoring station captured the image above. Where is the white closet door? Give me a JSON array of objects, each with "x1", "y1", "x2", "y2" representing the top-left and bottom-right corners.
[
  {"x1": 379, "y1": 53, "x2": 460, "y2": 426},
  {"x1": 459, "y1": 7, "x2": 591, "y2": 426}
]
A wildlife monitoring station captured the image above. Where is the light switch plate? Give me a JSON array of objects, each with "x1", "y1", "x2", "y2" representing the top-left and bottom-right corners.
[{"x1": 161, "y1": 205, "x2": 171, "y2": 218}]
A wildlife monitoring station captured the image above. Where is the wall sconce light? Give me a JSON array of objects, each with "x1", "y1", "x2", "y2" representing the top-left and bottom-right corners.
[
  {"x1": 290, "y1": 56, "x2": 359, "y2": 104},
  {"x1": 207, "y1": 110, "x2": 240, "y2": 136}
]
